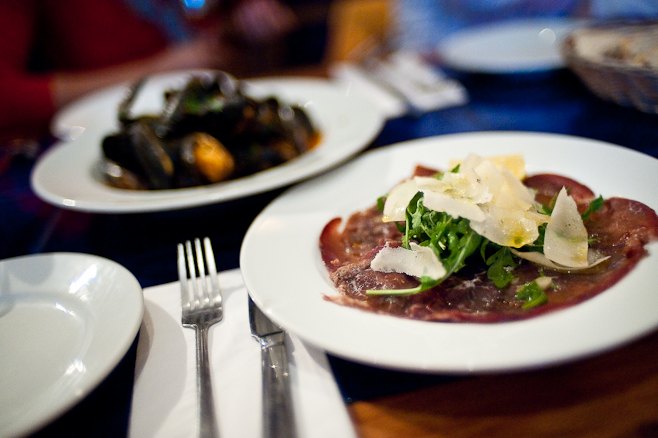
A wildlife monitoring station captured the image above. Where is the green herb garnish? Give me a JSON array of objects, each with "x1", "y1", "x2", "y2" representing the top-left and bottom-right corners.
[
  {"x1": 483, "y1": 245, "x2": 517, "y2": 288},
  {"x1": 515, "y1": 281, "x2": 548, "y2": 309},
  {"x1": 581, "y1": 195, "x2": 604, "y2": 222},
  {"x1": 376, "y1": 195, "x2": 387, "y2": 212},
  {"x1": 367, "y1": 194, "x2": 482, "y2": 296}
]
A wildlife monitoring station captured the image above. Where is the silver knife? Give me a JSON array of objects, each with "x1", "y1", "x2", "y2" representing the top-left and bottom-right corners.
[{"x1": 248, "y1": 296, "x2": 297, "y2": 438}]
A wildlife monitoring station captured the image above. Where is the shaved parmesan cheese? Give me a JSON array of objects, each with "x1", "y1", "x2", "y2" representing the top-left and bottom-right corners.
[
  {"x1": 423, "y1": 172, "x2": 492, "y2": 204},
  {"x1": 471, "y1": 158, "x2": 505, "y2": 195},
  {"x1": 534, "y1": 276, "x2": 553, "y2": 290},
  {"x1": 451, "y1": 154, "x2": 527, "y2": 180},
  {"x1": 371, "y1": 243, "x2": 446, "y2": 280},
  {"x1": 543, "y1": 187, "x2": 589, "y2": 267},
  {"x1": 382, "y1": 169, "x2": 492, "y2": 223},
  {"x1": 415, "y1": 172, "x2": 490, "y2": 221},
  {"x1": 381, "y1": 154, "x2": 549, "y2": 249},
  {"x1": 499, "y1": 166, "x2": 536, "y2": 207},
  {"x1": 491, "y1": 179, "x2": 531, "y2": 212},
  {"x1": 470, "y1": 204, "x2": 540, "y2": 247},
  {"x1": 511, "y1": 249, "x2": 610, "y2": 271},
  {"x1": 383, "y1": 179, "x2": 418, "y2": 222},
  {"x1": 456, "y1": 154, "x2": 544, "y2": 247},
  {"x1": 423, "y1": 190, "x2": 486, "y2": 221}
]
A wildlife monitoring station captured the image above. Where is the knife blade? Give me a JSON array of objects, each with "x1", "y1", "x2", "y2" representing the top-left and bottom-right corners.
[{"x1": 248, "y1": 295, "x2": 297, "y2": 438}]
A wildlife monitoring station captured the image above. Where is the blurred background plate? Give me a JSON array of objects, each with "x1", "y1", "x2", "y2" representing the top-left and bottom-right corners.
[
  {"x1": 31, "y1": 71, "x2": 384, "y2": 213},
  {"x1": 438, "y1": 17, "x2": 584, "y2": 74}
]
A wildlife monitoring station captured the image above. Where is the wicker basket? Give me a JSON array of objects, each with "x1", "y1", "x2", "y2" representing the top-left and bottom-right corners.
[{"x1": 561, "y1": 21, "x2": 658, "y2": 114}]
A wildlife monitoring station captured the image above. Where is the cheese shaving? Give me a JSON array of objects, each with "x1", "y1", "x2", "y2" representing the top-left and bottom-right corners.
[
  {"x1": 382, "y1": 179, "x2": 418, "y2": 222},
  {"x1": 371, "y1": 243, "x2": 446, "y2": 280},
  {"x1": 543, "y1": 187, "x2": 589, "y2": 267},
  {"x1": 423, "y1": 191, "x2": 486, "y2": 222},
  {"x1": 382, "y1": 154, "x2": 550, "y2": 247},
  {"x1": 511, "y1": 249, "x2": 610, "y2": 272},
  {"x1": 378, "y1": 153, "x2": 600, "y2": 280}
]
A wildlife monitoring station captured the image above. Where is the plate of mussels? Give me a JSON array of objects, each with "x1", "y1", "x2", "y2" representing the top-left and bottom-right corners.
[{"x1": 30, "y1": 70, "x2": 385, "y2": 213}]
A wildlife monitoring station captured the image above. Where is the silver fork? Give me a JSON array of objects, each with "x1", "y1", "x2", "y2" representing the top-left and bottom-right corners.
[{"x1": 178, "y1": 237, "x2": 222, "y2": 438}]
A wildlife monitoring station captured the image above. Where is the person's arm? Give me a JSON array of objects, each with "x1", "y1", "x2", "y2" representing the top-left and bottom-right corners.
[
  {"x1": 0, "y1": 0, "x2": 297, "y2": 140},
  {"x1": 50, "y1": 29, "x2": 236, "y2": 109},
  {"x1": 0, "y1": 0, "x2": 56, "y2": 138},
  {"x1": 51, "y1": 0, "x2": 297, "y2": 109}
]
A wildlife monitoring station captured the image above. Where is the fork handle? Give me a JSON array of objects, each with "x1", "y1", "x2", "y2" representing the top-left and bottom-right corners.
[
  {"x1": 262, "y1": 342, "x2": 297, "y2": 438},
  {"x1": 195, "y1": 325, "x2": 220, "y2": 438}
]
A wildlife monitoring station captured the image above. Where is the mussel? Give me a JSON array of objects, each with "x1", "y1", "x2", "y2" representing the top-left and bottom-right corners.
[
  {"x1": 100, "y1": 71, "x2": 320, "y2": 190},
  {"x1": 102, "y1": 118, "x2": 176, "y2": 190},
  {"x1": 179, "y1": 132, "x2": 235, "y2": 186}
]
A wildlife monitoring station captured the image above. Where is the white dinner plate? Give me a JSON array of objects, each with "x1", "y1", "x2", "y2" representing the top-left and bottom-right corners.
[
  {"x1": 0, "y1": 253, "x2": 143, "y2": 437},
  {"x1": 31, "y1": 71, "x2": 384, "y2": 213},
  {"x1": 438, "y1": 17, "x2": 584, "y2": 73},
  {"x1": 241, "y1": 131, "x2": 658, "y2": 373}
]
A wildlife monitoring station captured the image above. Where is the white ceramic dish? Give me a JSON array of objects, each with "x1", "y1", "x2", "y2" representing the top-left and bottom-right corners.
[
  {"x1": 241, "y1": 131, "x2": 658, "y2": 373},
  {"x1": 438, "y1": 17, "x2": 584, "y2": 73},
  {"x1": 31, "y1": 72, "x2": 384, "y2": 213},
  {"x1": 0, "y1": 253, "x2": 143, "y2": 437}
]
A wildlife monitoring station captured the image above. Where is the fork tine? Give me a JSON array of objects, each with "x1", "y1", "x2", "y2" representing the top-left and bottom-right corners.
[
  {"x1": 185, "y1": 240, "x2": 199, "y2": 309},
  {"x1": 202, "y1": 237, "x2": 221, "y2": 305},
  {"x1": 194, "y1": 237, "x2": 208, "y2": 305},
  {"x1": 177, "y1": 243, "x2": 191, "y2": 311}
]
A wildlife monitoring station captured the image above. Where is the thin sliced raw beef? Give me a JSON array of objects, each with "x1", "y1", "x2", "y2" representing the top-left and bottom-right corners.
[{"x1": 320, "y1": 172, "x2": 658, "y2": 322}]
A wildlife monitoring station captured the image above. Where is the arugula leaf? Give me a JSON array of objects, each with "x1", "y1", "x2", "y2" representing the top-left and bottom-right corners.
[
  {"x1": 581, "y1": 195, "x2": 604, "y2": 222},
  {"x1": 402, "y1": 192, "x2": 424, "y2": 248},
  {"x1": 366, "y1": 275, "x2": 441, "y2": 296},
  {"x1": 367, "y1": 228, "x2": 482, "y2": 296},
  {"x1": 376, "y1": 195, "x2": 387, "y2": 212},
  {"x1": 367, "y1": 195, "x2": 482, "y2": 296},
  {"x1": 515, "y1": 281, "x2": 548, "y2": 309},
  {"x1": 538, "y1": 203, "x2": 552, "y2": 216},
  {"x1": 484, "y1": 245, "x2": 516, "y2": 288},
  {"x1": 445, "y1": 219, "x2": 483, "y2": 274}
]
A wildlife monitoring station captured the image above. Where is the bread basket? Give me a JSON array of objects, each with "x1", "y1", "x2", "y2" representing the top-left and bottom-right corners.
[{"x1": 561, "y1": 20, "x2": 658, "y2": 114}]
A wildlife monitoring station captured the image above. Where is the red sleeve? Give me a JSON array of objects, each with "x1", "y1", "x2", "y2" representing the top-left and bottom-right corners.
[
  {"x1": 0, "y1": 75, "x2": 54, "y2": 140},
  {"x1": 0, "y1": 0, "x2": 56, "y2": 139},
  {"x1": 0, "y1": 0, "x2": 169, "y2": 140},
  {"x1": 42, "y1": 0, "x2": 168, "y2": 70}
]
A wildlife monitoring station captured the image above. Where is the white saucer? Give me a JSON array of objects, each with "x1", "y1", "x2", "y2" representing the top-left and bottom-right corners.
[{"x1": 0, "y1": 253, "x2": 143, "y2": 437}]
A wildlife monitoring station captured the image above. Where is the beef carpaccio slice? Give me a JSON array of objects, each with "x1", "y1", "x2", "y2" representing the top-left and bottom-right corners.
[{"x1": 319, "y1": 169, "x2": 658, "y2": 323}]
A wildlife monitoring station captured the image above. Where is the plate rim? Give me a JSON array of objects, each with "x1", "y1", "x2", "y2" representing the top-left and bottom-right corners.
[
  {"x1": 240, "y1": 131, "x2": 658, "y2": 373},
  {"x1": 31, "y1": 72, "x2": 385, "y2": 213},
  {"x1": 438, "y1": 17, "x2": 583, "y2": 74},
  {"x1": 0, "y1": 252, "x2": 143, "y2": 437}
]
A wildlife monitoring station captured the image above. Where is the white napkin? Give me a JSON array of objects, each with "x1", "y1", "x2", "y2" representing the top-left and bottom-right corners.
[
  {"x1": 330, "y1": 50, "x2": 468, "y2": 119},
  {"x1": 128, "y1": 269, "x2": 356, "y2": 438}
]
